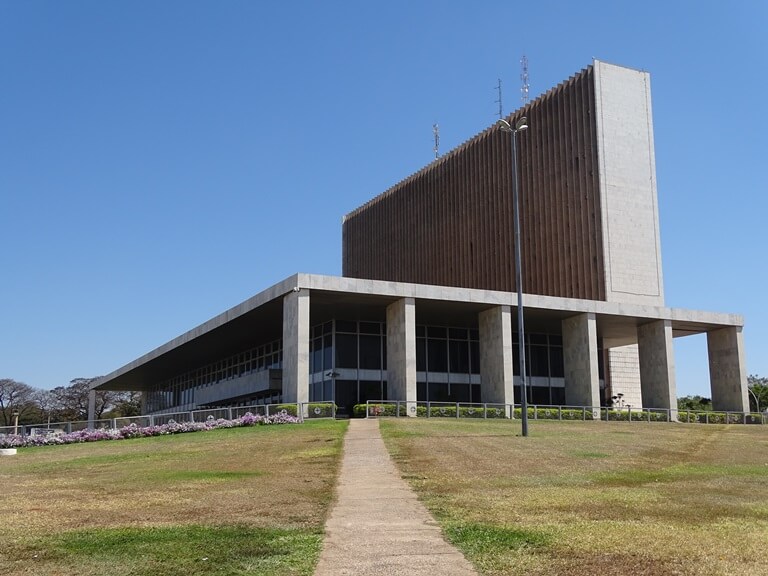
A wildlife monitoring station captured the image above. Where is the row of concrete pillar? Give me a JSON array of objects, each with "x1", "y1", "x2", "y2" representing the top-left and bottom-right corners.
[{"x1": 281, "y1": 291, "x2": 749, "y2": 412}]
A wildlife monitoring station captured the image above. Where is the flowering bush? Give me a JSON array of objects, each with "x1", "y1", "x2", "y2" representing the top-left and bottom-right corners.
[{"x1": 0, "y1": 411, "x2": 301, "y2": 449}]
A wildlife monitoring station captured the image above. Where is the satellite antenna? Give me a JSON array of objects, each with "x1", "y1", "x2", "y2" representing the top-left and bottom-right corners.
[
  {"x1": 520, "y1": 54, "x2": 529, "y2": 105},
  {"x1": 494, "y1": 78, "x2": 503, "y2": 119},
  {"x1": 433, "y1": 123, "x2": 440, "y2": 159}
]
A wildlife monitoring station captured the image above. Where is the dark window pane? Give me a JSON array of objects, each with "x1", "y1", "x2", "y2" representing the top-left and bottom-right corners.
[
  {"x1": 471, "y1": 384, "x2": 481, "y2": 403},
  {"x1": 550, "y1": 347, "x2": 564, "y2": 378},
  {"x1": 323, "y1": 340, "x2": 333, "y2": 373},
  {"x1": 449, "y1": 340, "x2": 470, "y2": 373},
  {"x1": 449, "y1": 328, "x2": 468, "y2": 340},
  {"x1": 323, "y1": 380, "x2": 333, "y2": 401},
  {"x1": 531, "y1": 385, "x2": 550, "y2": 405},
  {"x1": 382, "y1": 339, "x2": 387, "y2": 370},
  {"x1": 428, "y1": 326, "x2": 447, "y2": 339},
  {"x1": 469, "y1": 341, "x2": 480, "y2": 374},
  {"x1": 334, "y1": 380, "x2": 357, "y2": 414},
  {"x1": 416, "y1": 325, "x2": 426, "y2": 337},
  {"x1": 551, "y1": 387, "x2": 565, "y2": 405},
  {"x1": 450, "y1": 383, "x2": 471, "y2": 403},
  {"x1": 469, "y1": 329, "x2": 479, "y2": 341},
  {"x1": 529, "y1": 345, "x2": 549, "y2": 377},
  {"x1": 359, "y1": 322, "x2": 380, "y2": 335},
  {"x1": 549, "y1": 335, "x2": 563, "y2": 346},
  {"x1": 417, "y1": 381, "x2": 427, "y2": 401},
  {"x1": 336, "y1": 320, "x2": 357, "y2": 333},
  {"x1": 360, "y1": 380, "x2": 382, "y2": 403},
  {"x1": 336, "y1": 333, "x2": 357, "y2": 368},
  {"x1": 359, "y1": 335, "x2": 382, "y2": 369},
  {"x1": 323, "y1": 321, "x2": 333, "y2": 335},
  {"x1": 427, "y1": 339, "x2": 448, "y2": 372},
  {"x1": 416, "y1": 338, "x2": 427, "y2": 371},
  {"x1": 530, "y1": 333, "x2": 548, "y2": 345},
  {"x1": 428, "y1": 382, "x2": 449, "y2": 402}
]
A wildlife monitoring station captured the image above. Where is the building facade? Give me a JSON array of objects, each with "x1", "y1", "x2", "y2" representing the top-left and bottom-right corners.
[{"x1": 91, "y1": 61, "x2": 749, "y2": 418}]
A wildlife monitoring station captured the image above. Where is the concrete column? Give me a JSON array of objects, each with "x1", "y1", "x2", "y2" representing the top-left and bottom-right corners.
[
  {"x1": 708, "y1": 326, "x2": 749, "y2": 412},
  {"x1": 562, "y1": 313, "x2": 601, "y2": 409},
  {"x1": 479, "y1": 306, "x2": 514, "y2": 408},
  {"x1": 637, "y1": 320, "x2": 676, "y2": 410},
  {"x1": 386, "y1": 298, "x2": 417, "y2": 414},
  {"x1": 282, "y1": 288, "x2": 310, "y2": 405},
  {"x1": 87, "y1": 390, "x2": 96, "y2": 428}
]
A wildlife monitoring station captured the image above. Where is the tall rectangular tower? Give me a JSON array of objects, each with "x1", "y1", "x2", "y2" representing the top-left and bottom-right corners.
[{"x1": 342, "y1": 61, "x2": 664, "y2": 308}]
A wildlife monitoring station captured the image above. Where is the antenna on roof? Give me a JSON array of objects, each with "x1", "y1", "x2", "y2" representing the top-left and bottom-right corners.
[
  {"x1": 520, "y1": 54, "x2": 529, "y2": 105},
  {"x1": 494, "y1": 78, "x2": 503, "y2": 120},
  {"x1": 432, "y1": 123, "x2": 440, "y2": 159}
]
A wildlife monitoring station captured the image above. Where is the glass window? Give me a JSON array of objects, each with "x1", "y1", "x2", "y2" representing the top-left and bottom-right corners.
[
  {"x1": 449, "y1": 340, "x2": 470, "y2": 373},
  {"x1": 530, "y1": 333, "x2": 548, "y2": 345},
  {"x1": 323, "y1": 335, "x2": 333, "y2": 372},
  {"x1": 427, "y1": 339, "x2": 448, "y2": 372},
  {"x1": 336, "y1": 320, "x2": 357, "y2": 333},
  {"x1": 416, "y1": 325, "x2": 426, "y2": 337},
  {"x1": 359, "y1": 335, "x2": 382, "y2": 369},
  {"x1": 550, "y1": 347, "x2": 564, "y2": 377},
  {"x1": 359, "y1": 322, "x2": 380, "y2": 335},
  {"x1": 336, "y1": 333, "x2": 358, "y2": 368},
  {"x1": 360, "y1": 380, "x2": 383, "y2": 403},
  {"x1": 469, "y1": 341, "x2": 480, "y2": 374},
  {"x1": 417, "y1": 381, "x2": 427, "y2": 401},
  {"x1": 529, "y1": 345, "x2": 549, "y2": 377},
  {"x1": 428, "y1": 326, "x2": 447, "y2": 339},
  {"x1": 416, "y1": 338, "x2": 427, "y2": 371},
  {"x1": 450, "y1": 383, "x2": 471, "y2": 403},
  {"x1": 428, "y1": 382, "x2": 449, "y2": 402},
  {"x1": 449, "y1": 328, "x2": 468, "y2": 340}
]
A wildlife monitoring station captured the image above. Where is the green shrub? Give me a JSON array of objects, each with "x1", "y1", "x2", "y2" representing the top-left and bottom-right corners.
[
  {"x1": 271, "y1": 404, "x2": 298, "y2": 417},
  {"x1": 354, "y1": 403, "x2": 408, "y2": 417}
]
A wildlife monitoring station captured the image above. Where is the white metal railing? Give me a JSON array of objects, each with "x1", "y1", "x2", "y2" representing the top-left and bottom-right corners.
[
  {"x1": 0, "y1": 402, "x2": 337, "y2": 437},
  {"x1": 362, "y1": 400, "x2": 768, "y2": 425}
]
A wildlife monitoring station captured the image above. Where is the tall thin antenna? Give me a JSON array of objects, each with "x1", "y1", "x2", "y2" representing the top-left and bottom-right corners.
[
  {"x1": 432, "y1": 123, "x2": 440, "y2": 159},
  {"x1": 494, "y1": 78, "x2": 503, "y2": 119},
  {"x1": 520, "y1": 54, "x2": 529, "y2": 105}
]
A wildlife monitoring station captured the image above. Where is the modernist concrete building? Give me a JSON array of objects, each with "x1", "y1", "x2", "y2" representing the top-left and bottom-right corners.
[{"x1": 91, "y1": 61, "x2": 749, "y2": 417}]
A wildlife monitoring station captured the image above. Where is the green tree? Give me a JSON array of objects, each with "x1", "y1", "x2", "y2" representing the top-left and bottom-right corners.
[{"x1": 677, "y1": 395, "x2": 712, "y2": 412}]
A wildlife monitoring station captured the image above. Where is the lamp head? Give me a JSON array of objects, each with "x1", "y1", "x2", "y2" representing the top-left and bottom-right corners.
[
  {"x1": 496, "y1": 119, "x2": 512, "y2": 132},
  {"x1": 515, "y1": 116, "x2": 528, "y2": 131}
]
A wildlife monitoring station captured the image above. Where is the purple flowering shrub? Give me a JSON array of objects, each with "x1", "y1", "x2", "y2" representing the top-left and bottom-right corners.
[{"x1": 0, "y1": 411, "x2": 301, "y2": 449}]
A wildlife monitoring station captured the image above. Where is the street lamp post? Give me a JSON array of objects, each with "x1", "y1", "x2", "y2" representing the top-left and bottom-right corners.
[
  {"x1": 747, "y1": 387, "x2": 760, "y2": 414},
  {"x1": 497, "y1": 116, "x2": 529, "y2": 437}
]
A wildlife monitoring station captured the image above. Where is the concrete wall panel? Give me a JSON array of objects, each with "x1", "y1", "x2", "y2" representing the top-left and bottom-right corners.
[
  {"x1": 708, "y1": 327, "x2": 748, "y2": 412},
  {"x1": 282, "y1": 289, "x2": 310, "y2": 404}
]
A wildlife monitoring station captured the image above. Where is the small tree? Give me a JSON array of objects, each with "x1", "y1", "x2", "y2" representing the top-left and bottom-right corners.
[
  {"x1": 677, "y1": 395, "x2": 712, "y2": 412},
  {"x1": 0, "y1": 378, "x2": 36, "y2": 425}
]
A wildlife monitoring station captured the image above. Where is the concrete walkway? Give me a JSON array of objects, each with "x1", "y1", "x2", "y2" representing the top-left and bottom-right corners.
[{"x1": 314, "y1": 418, "x2": 479, "y2": 576}]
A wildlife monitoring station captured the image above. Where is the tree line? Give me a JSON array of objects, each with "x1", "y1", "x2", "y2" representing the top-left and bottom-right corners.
[
  {"x1": 0, "y1": 377, "x2": 141, "y2": 427},
  {"x1": 678, "y1": 374, "x2": 768, "y2": 412}
]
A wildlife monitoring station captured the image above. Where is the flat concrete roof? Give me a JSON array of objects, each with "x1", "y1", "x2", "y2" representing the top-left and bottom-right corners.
[{"x1": 94, "y1": 273, "x2": 743, "y2": 391}]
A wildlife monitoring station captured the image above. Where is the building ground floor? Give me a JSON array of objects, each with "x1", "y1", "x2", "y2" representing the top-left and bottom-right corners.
[{"x1": 90, "y1": 274, "x2": 749, "y2": 420}]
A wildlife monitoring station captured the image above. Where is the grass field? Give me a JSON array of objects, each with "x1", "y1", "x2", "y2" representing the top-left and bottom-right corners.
[
  {"x1": 0, "y1": 420, "x2": 348, "y2": 576},
  {"x1": 380, "y1": 419, "x2": 768, "y2": 576}
]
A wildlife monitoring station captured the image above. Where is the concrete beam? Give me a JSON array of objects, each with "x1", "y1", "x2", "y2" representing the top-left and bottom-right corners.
[
  {"x1": 479, "y1": 306, "x2": 514, "y2": 408},
  {"x1": 282, "y1": 288, "x2": 310, "y2": 405},
  {"x1": 637, "y1": 320, "x2": 676, "y2": 410},
  {"x1": 562, "y1": 313, "x2": 601, "y2": 408},
  {"x1": 386, "y1": 298, "x2": 417, "y2": 412},
  {"x1": 708, "y1": 326, "x2": 749, "y2": 412}
]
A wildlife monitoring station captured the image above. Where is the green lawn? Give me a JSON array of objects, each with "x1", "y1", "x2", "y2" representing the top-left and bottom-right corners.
[
  {"x1": 0, "y1": 420, "x2": 348, "y2": 576},
  {"x1": 380, "y1": 418, "x2": 768, "y2": 576}
]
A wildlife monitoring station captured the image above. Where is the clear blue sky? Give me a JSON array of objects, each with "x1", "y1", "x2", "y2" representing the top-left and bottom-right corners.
[{"x1": 1, "y1": 1, "x2": 766, "y2": 396}]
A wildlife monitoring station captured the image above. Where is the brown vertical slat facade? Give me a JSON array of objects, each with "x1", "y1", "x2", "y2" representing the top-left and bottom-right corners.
[{"x1": 342, "y1": 65, "x2": 606, "y2": 301}]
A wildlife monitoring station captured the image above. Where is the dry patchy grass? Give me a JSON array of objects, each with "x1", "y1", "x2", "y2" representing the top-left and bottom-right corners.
[
  {"x1": 381, "y1": 419, "x2": 768, "y2": 575},
  {"x1": 0, "y1": 420, "x2": 347, "y2": 575}
]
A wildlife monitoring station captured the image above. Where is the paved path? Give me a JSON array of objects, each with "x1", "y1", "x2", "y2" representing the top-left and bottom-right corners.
[{"x1": 314, "y1": 418, "x2": 479, "y2": 576}]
